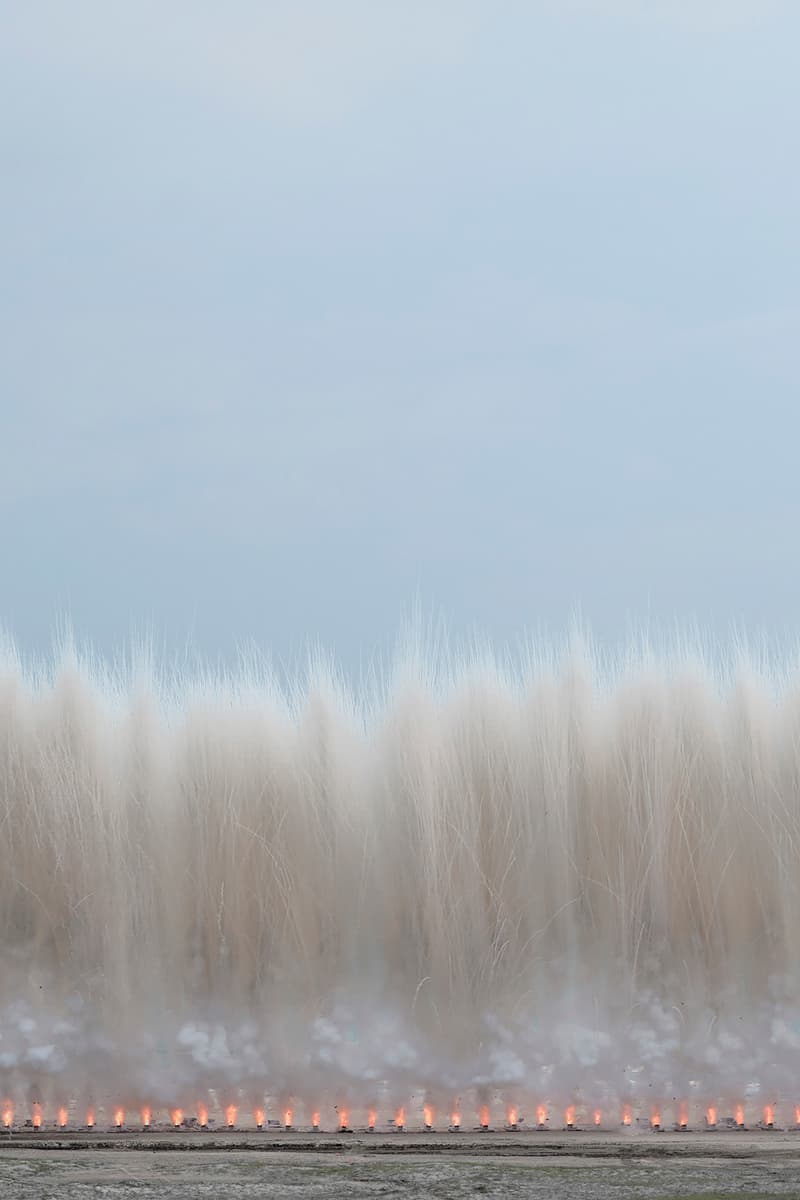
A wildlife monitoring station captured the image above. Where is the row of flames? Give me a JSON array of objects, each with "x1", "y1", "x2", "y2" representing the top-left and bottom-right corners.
[{"x1": 1, "y1": 1101, "x2": 796, "y2": 1130}]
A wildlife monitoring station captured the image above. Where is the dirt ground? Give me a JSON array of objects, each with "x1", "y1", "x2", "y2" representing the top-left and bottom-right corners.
[{"x1": 1, "y1": 1132, "x2": 800, "y2": 1198}]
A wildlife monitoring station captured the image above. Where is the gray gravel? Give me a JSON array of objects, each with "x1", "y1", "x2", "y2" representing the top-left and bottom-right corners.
[{"x1": 1, "y1": 1147, "x2": 799, "y2": 1199}]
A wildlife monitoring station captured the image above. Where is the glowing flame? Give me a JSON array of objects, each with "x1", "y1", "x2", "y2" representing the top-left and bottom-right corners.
[
  {"x1": 58, "y1": 1107, "x2": 68, "y2": 1129},
  {"x1": 537, "y1": 1104, "x2": 547, "y2": 1126},
  {"x1": 479, "y1": 1104, "x2": 490, "y2": 1127},
  {"x1": 86, "y1": 1108, "x2": 95, "y2": 1129},
  {"x1": 312, "y1": 1111, "x2": 320, "y2": 1129},
  {"x1": 338, "y1": 1109, "x2": 349, "y2": 1129},
  {"x1": 225, "y1": 1105, "x2": 237, "y2": 1128},
  {"x1": 621, "y1": 1105, "x2": 632, "y2": 1126},
  {"x1": 395, "y1": 1106, "x2": 405, "y2": 1127},
  {"x1": 284, "y1": 1108, "x2": 293, "y2": 1127},
  {"x1": 706, "y1": 1105, "x2": 717, "y2": 1127},
  {"x1": 114, "y1": 1108, "x2": 124, "y2": 1129},
  {"x1": 171, "y1": 1108, "x2": 183, "y2": 1128},
  {"x1": 368, "y1": 1108, "x2": 377, "y2": 1128},
  {"x1": 678, "y1": 1103, "x2": 688, "y2": 1129},
  {"x1": 141, "y1": 1107, "x2": 151, "y2": 1128},
  {"x1": 197, "y1": 1103, "x2": 208, "y2": 1127},
  {"x1": 2, "y1": 1103, "x2": 12, "y2": 1128},
  {"x1": 451, "y1": 1110, "x2": 461, "y2": 1128},
  {"x1": 32, "y1": 1102, "x2": 42, "y2": 1130},
  {"x1": 764, "y1": 1104, "x2": 775, "y2": 1126},
  {"x1": 795, "y1": 1105, "x2": 800, "y2": 1127},
  {"x1": 651, "y1": 1108, "x2": 661, "y2": 1128},
  {"x1": 565, "y1": 1105, "x2": 575, "y2": 1127},
  {"x1": 254, "y1": 1107, "x2": 265, "y2": 1128},
  {"x1": 593, "y1": 1110, "x2": 602, "y2": 1127},
  {"x1": 507, "y1": 1105, "x2": 518, "y2": 1126}
]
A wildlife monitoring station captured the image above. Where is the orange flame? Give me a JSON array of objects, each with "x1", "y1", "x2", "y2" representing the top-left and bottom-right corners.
[
  {"x1": 86, "y1": 1108, "x2": 95, "y2": 1128},
  {"x1": 451, "y1": 1110, "x2": 461, "y2": 1128},
  {"x1": 395, "y1": 1106, "x2": 405, "y2": 1127},
  {"x1": 678, "y1": 1103, "x2": 688, "y2": 1128},
  {"x1": 735, "y1": 1104, "x2": 745, "y2": 1126},
  {"x1": 171, "y1": 1108, "x2": 183, "y2": 1128},
  {"x1": 565, "y1": 1105, "x2": 575, "y2": 1127},
  {"x1": 2, "y1": 1103, "x2": 12, "y2": 1128},
  {"x1": 651, "y1": 1107, "x2": 661, "y2": 1128},
  {"x1": 225, "y1": 1105, "x2": 237, "y2": 1128},
  {"x1": 621, "y1": 1105, "x2": 632, "y2": 1126},
  {"x1": 537, "y1": 1104, "x2": 547, "y2": 1126},
  {"x1": 254, "y1": 1108, "x2": 265, "y2": 1128},
  {"x1": 32, "y1": 1102, "x2": 42, "y2": 1130},
  {"x1": 479, "y1": 1104, "x2": 490, "y2": 1127},
  {"x1": 311, "y1": 1111, "x2": 320, "y2": 1129},
  {"x1": 58, "y1": 1107, "x2": 68, "y2": 1129},
  {"x1": 284, "y1": 1108, "x2": 293, "y2": 1127},
  {"x1": 368, "y1": 1107, "x2": 377, "y2": 1128},
  {"x1": 141, "y1": 1107, "x2": 151, "y2": 1127},
  {"x1": 593, "y1": 1110, "x2": 602, "y2": 1127},
  {"x1": 338, "y1": 1109, "x2": 349, "y2": 1129},
  {"x1": 114, "y1": 1108, "x2": 124, "y2": 1128},
  {"x1": 507, "y1": 1105, "x2": 518, "y2": 1126},
  {"x1": 197, "y1": 1103, "x2": 208, "y2": 1127},
  {"x1": 795, "y1": 1105, "x2": 800, "y2": 1127},
  {"x1": 764, "y1": 1104, "x2": 775, "y2": 1126},
  {"x1": 706, "y1": 1105, "x2": 717, "y2": 1126}
]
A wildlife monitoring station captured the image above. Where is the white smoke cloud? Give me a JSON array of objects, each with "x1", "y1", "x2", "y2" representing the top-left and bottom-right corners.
[{"x1": 1, "y1": 642, "x2": 800, "y2": 1127}]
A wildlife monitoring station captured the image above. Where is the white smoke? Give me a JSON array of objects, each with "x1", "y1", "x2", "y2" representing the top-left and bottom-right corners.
[{"x1": 1, "y1": 636, "x2": 799, "y2": 1127}]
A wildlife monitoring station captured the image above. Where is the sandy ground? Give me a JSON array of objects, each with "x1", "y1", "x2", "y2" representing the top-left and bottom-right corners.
[{"x1": 2, "y1": 1132, "x2": 800, "y2": 1198}]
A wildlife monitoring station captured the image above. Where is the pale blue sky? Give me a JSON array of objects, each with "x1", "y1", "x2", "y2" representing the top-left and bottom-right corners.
[{"x1": 2, "y1": 2, "x2": 799, "y2": 668}]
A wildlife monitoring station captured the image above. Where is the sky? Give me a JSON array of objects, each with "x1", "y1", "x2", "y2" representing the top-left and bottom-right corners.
[{"x1": 2, "y1": 1, "x2": 799, "y2": 672}]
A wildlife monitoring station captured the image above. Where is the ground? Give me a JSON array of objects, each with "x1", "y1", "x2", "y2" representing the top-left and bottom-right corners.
[{"x1": 1, "y1": 1132, "x2": 799, "y2": 1198}]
